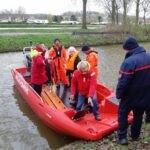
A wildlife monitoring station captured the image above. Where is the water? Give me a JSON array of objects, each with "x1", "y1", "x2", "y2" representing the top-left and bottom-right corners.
[{"x1": 0, "y1": 42, "x2": 150, "y2": 150}]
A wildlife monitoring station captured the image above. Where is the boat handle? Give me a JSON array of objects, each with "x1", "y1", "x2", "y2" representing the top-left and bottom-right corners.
[{"x1": 39, "y1": 103, "x2": 44, "y2": 107}]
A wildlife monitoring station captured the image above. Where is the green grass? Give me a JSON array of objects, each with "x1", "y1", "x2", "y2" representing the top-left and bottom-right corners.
[
  {"x1": 0, "y1": 24, "x2": 150, "y2": 53},
  {"x1": 0, "y1": 33, "x2": 150, "y2": 53},
  {"x1": 0, "y1": 33, "x2": 126, "y2": 52}
]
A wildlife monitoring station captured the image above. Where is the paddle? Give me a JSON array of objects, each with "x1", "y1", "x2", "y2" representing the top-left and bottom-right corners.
[
  {"x1": 72, "y1": 105, "x2": 92, "y2": 120},
  {"x1": 49, "y1": 60, "x2": 57, "y2": 92}
]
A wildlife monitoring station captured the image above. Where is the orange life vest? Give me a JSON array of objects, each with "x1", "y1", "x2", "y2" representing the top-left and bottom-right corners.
[
  {"x1": 49, "y1": 46, "x2": 66, "y2": 69},
  {"x1": 66, "y1": 51, "x2": 79, "y2": 71}
]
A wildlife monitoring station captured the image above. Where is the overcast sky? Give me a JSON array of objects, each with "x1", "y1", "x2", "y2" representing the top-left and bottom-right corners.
[{"x1": 0, "y1": 0, "x2": 103, "y2": 15}]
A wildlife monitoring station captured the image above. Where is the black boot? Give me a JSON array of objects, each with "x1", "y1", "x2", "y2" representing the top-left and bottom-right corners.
[
  {"x1": 145, "y1": 116, "x2": 150, "y2": 123},
  {"x1": 117, "y1": 138, "x2": 128, "y2": 145},
  {"x1": 145, "y1": 110, "x2": 150, "y2": 123}
]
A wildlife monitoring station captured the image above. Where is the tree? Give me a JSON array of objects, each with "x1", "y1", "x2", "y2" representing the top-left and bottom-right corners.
[
  {"x1": 141, "y1": 0, "x2": 150, "y2": 33},
  {"x1": 102, "y1": 0, "x2": 121, "y2": 25},
  {"x1": 70, "y1": 0, "x2": 87, "y2": 29},
  {"x1": 52, "y1": 15, "x2": 58, "y2": 22},
  {"x1": 52, "y1": 15, "x2": 63, "y2": 23},
  {"x1": 102, "y1": 0, "x2": 114, "y2": 24},
  {"x1": 16, "y1": 6, "x2": 26, "y2": 15},
  {"x1": 123, "y1": 0, "x2": 127, "y2": 25},
  {"x1": 135, "y1": 0, "x2": 141, "y2": 25},
  {"x1": 70, "y1": 15, "x2": 77, "y2": 21},
  {"x1": 47, "y1": 14, "x2": 53, "y2": 23},
  {"x1": 82, "y1": 0, "x2": 87, "y2": 29},
  {"x1": 115, "y1": 0, "x2": 122, "y2": 24},
  {"x1": 16, "y1": 6, "x2": 26, "y2": 21},
  {"x1": 98, "y1": 16, "x2": 102, "y2": 24},
  {"x1": 120, "y1": 0, "x2": 132, "y2": 25},
  {"x1": 111, "y1": 0, "x2": 116, "y2": 24},
  {"x1": 0, "y1": 9, "x2": 15, "y2": 22}
]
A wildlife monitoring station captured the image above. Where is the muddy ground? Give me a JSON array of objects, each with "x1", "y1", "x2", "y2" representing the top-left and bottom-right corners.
[{"x1": 59, "y1": 122, "x2": 150, "y2": 150}]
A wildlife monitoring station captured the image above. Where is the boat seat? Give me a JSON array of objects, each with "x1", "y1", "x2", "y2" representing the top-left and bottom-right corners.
[
  {"x1": 41, "y1": 85, "x2": 66, "y2": 110},
  {"x1": 41, "y1": 90, "x2": 56, "y2": 109}
]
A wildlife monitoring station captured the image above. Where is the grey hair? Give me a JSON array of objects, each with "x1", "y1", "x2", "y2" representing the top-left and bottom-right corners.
[
  {"x1": 77, "y1": 60, "x2": 89, "y2": 70},
  {"x1": 68, "y1": 46, "x2": 76, "y2": 54}
]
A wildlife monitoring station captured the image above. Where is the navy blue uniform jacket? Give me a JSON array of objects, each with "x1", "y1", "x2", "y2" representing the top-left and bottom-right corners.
[{"x1": 116, "y1": 46, "x2": 150, "y2": 109}]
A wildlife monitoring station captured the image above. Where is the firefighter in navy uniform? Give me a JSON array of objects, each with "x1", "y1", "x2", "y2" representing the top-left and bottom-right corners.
[{"x1": 116, "y1": 36, "x2": 150, "y2": 145}]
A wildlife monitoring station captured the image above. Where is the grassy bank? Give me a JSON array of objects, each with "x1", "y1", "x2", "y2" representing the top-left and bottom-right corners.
[
  {"x1": 0, "y1": 33, "x2": 150, "y2": 53},
  {"x1": 0, "y1": 24, "x2": 150, "y2": 53}
]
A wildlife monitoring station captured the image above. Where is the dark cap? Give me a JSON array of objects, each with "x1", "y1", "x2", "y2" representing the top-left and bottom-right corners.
[
  {"x1": 81, "y1": 45, "x2": 90, "y2": 51},
  {"x1": 123, "y1": 36, "x2": 139, "y2": 50}
]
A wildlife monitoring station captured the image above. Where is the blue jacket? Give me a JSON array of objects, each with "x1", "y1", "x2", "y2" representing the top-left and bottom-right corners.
[{"x1": 116, "y1": 46, "x2": 150, "y2": 109}]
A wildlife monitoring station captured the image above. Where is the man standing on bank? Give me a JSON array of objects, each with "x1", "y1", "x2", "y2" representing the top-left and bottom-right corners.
[{"x1": 116, "y1": 36, "x2": 150, "y2": 145}]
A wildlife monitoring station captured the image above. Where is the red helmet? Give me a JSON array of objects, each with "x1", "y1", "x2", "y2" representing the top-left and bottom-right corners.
[{"x1": 32, "y1": 44, "x2": 46, "y2": 56}]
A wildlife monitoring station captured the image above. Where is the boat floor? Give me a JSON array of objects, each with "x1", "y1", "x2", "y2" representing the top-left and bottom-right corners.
[{"x1": 54, "y1": 83, "x2": 72, "y2": 108}]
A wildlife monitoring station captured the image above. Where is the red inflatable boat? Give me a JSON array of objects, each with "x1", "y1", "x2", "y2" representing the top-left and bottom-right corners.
[{"x1": 11, "y1": 67, "x2": 133, "y2": 140}]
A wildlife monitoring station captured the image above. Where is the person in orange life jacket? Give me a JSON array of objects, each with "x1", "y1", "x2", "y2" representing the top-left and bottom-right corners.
[
  {"x1": 31, "y1": 46, "x2": 48, "y2": 95},
  {"x1": 49, "y1": 38, "x2": 69, "y2": 88},
  {"x1": 116, "y1": 36, "x2": 150, "y2": 145},
  {"x1": 81, "y1": 45, "x2": 99, "y2": 79},
  {"x1": 70, "y1": 61, "x2": 101, "y2": 121},
  {"x1": 66, "y1": 46, "x2": 81, "y2": 84}
]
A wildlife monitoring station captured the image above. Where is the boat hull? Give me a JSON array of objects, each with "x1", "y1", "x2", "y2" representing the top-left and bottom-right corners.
[{"x1": 11, "y1": 67, "x2": 133, "y2": 140}]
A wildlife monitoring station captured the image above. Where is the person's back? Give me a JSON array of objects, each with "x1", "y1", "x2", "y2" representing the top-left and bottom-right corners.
[
  {"x1": 31, "y1": 54, "x2": 47, "y2": 85},
  {"x1": 117, "y1": 46, "x2": 150, "y2": 109},
  {"x1": 31, "y1": 48, "x2": 48, "y2": 95},
  {"x1": 86, "y1": 51, "x2": 98, "y2": 78},
  {"x1": 81, "y1": 45, "x2": 99, "y2": 78},
  {"x1": 116, "y1": 36, "x2": 150, "y2": 145}
]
